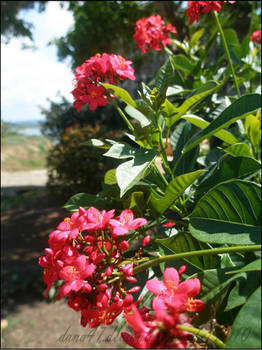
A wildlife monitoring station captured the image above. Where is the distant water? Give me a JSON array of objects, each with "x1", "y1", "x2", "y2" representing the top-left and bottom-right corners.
[{"x1": 18, "y1": 127, "x2": 42, "y2": 136}]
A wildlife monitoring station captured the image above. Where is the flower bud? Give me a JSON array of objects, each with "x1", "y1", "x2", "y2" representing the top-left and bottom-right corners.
[
  {"x1": 119, "y1": 240, "x2": 129, "y2": 251},
  {"x1": 126, "y1": 276, "x2": 137, "y2": 283},
  {"x1": 178, "y1": 265, "x2": 187, "y2": 275},
  {"x1": 127, "y1": 286, "x2": 141, "y2": 293},
  {"x1": 142, "y1": 235, "x2": 151, "y2": 247},
  {"x1": 123, "y1": 294, "x2": 133, "y2": 307},
  {"x1": 106, "y1": 265, "x2": 113, "y2": 276},
  {"x1": 120, "y1": 263, "x2": 133, "y2": 276}
]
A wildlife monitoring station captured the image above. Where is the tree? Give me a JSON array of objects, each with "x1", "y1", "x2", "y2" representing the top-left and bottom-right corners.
[{"x1": 1, "y1": 1, "x2": 47, "y2": 44}]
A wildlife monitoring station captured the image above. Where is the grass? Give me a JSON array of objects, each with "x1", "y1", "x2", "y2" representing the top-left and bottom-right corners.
[{"x1": 1, "y1": 132, "x2": 52, "y2": 171}]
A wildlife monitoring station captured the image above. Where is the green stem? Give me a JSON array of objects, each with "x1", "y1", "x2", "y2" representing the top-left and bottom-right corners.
[
  {"x1": 109, "y1": 97, "x2": 134, "y2": 132},
  {"x1": 159, "y1": 135, "x2": 173, "y2": 179},
  {"x1": 133, "y1": 245, "x2": 261, "y2": 275},
  {"x1": 164, "y1": 46, "x2": 185, "y2": 83},
  {"x1": 154, "y1": 162, "x2": 169, "y2": 187},
  {"x1": 179, "y1": 325, "x2": 226, "y2": 348},
  {"x1": 213, "y1": 11, "x2": 241, "y2": 98}
]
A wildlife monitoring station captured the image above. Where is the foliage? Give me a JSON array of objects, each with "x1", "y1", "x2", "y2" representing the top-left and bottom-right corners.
[
  {"x1": 1, "y1": 1, "x2": 47, "y2": 44},
  {"x1": 52, "y1": 1, "x2": 156, "y2": 71},
  {"x1": 40, "y1": 95, "x2": 127, "y2": 140},
  {"x1": 46, "y1": 124, "x2": 124, "y2": 204},
  {"x1": 39, "y1": 2, "x2": 261, "y2": 348}
]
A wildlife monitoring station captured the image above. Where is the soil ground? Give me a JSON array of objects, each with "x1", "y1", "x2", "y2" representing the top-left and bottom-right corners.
[{"x1": 1, "y1": 173, "x2": 129, "y2": 348}]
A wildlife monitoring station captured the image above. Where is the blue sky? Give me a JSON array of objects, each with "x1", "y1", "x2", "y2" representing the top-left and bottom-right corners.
[{"x1": 1, "y1": 2, "x2": 74, "y2": 123}]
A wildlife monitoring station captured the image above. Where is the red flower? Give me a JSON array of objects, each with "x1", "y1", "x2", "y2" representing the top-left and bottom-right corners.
[
  {"x1": 186, "y1": 1, "x2": 223, "y2": 24},
  {"x1": 134, "y1": 15, "x2": 177, "y2": 54},
  {"x1": 80, "y1": 84, "x2": 107, "y2": 111},
  {"x1": 71, "y1": 53, "x2": 136, "y2": 112},
  {"x1": 250, "y1": 29, "x2": 261, "y2": 44},
  {"x1": 39, "y1": 206, "x2": 148, "y2": 328},
  {"x1": 122, "y1": 304, "x2": 194, "y2": 348}
]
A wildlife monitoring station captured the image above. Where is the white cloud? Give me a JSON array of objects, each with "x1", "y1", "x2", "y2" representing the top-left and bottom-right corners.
[{"x1": 1, "y1": 1, "x2": 74, "y2": 122}]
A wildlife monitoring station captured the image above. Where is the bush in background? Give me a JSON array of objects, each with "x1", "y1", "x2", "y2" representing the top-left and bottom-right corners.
[{"x1": 46, "y1": 123, "x2": 123, "y2": 204}]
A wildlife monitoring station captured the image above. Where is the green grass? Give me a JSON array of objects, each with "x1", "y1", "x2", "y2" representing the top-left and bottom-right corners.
[{"x1": 1, "y1": 133, "x2": 52, "y2": 171}]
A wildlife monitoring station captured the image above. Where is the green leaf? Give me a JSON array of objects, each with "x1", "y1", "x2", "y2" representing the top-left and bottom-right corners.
[
  {"x1": 102, "y1": 83, "x2": 137, "y2": 108},
  {"x1": 82, "y1": 138, "x2": 116, "y2": 149},
  {"x1": 191, "y1": 268, "x2": 247, "y2": 324},
  {"x1": 63, "y1": 193, "x2": 97, "y2": 211},
  {"x1": 182, "y1": 114, "x2": 238, "y2": 145},
  {"x1": 63, "y1": 191, "x2": 122, "y2": 212},
  {"x1": 189, "y1": 180, "x2": 261, "y2": 245},
  {"x1": 133, "y1": 123, "x2": 160, "y2": 149},
  {"x1": 150, "y1": 169, "x2": 206, "y2": 214},
  {"x1": 189, "y1": 28, "x2": 205, "y2": 47},
  {"x1": 183, "y1": 94, "x2": 261, "y2": 154},
  {"x1": 104, "y1": 169, "x2": 117, "y2": 185},
  {"x1": 170, "y1": 121, "x2": 200, "y2": 176},
  {"x1": 225, "y1": 259, "x2": 262, "y2": 275},
  {"x1": 155, "y1": 58, "x2": 173, "y2": 95},
  {"x1": 196, "y1": 156, "x2": 261, "y2": 194},
  {"x1": 223, "y1": 143, "x2": 254, "y2": 158},
  {"x1": 171, "y1": 54, "x2": 196, "y2": 75},
  {"x1": 115, "y1": 152, "x2": 157, "y2": 197},
  {"x1": 225, "y1": 271, "x2": 259, "y2": 311},
  {"x1": 124, "y1": 191, "x2": 146, "y2": 217},
  {"x1": 226, "y1": 287, "x2": 261, "y2": 348},
  {"x1": 125, "y1": 105, "x2": 150, "y2": 127},
  {"x1": 162, "y1": 81, "x2": 218, "y2": 127},
  {"x1": 103, "y1": 143, "x2": 146, "y2": 159},
  {"x1": 157, "y1": 233, "x2": 219, "y2": 270},
  {"x1": 245, "y1": 113, "x2": 261, "y2": 148}
]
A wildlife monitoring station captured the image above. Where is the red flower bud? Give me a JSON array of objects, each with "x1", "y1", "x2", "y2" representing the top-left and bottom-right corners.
[
  {"x1": 142, "y1": 235, "x2": 151, "y2": 247},
  {"x1": 178, "y1": 265, "x2": 187, "y2": 275},
  {"x1": 119, "y1": 240, "x2": 129, "y2": 251},
  {"x1": 127, "y1": 286, "x2": 141, "y2": 293}
]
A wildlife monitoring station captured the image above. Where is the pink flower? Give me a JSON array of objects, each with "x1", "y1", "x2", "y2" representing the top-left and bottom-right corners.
[
  {"x1": 109, "y1": 54, "x2": 136, "y2": 81},
  {"x1": 134, "y1": 15, "x2": 177, "y2": 54},
  {"x1": 109, "y1": 209, "x2": 147, "y2": 236},
  {"x1": 84, "y1": 207, "x2": 115, "y2": 232},
  {"x1": 146, "y1": 267, "x2": 204, "y2": 312},
  {"x1": 250, "y1": 29, "x2": 261, "y2": 44},
  {"x1": 186, "y1": 1, "x2": 222, "y2": 24}
]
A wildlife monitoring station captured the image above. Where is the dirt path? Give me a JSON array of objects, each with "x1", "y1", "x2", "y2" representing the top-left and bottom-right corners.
[{"x1": 1, "y1": 169, "x2": 48, "y2": 187}]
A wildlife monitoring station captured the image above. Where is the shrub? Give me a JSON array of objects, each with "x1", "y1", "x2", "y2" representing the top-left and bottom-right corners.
[{"x1": 46, "y1": 123, "x2": 123, "y2": 204}]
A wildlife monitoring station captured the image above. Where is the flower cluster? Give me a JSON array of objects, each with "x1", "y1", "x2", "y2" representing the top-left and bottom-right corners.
[
  {"x1": 121, "y1": 266, "x2": 204, "y2": 348},
  {"x1": 185, "y1": 1, "x2": 235, "y2": 24},
  {"x1": 71, "y1": 53, "x2": 136, "y2": 112},
  {"x1": 133, "y1": 15, "x2": 177, "y2": 54},
  {"x1": 250, "y1": 29, "x2": 261, "y2": 44},
  {"x1": 39, "y1": 207, "x2": 148, "y2": 328}
]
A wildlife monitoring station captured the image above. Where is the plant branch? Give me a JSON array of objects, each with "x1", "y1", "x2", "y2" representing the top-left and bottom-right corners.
[
  {"x1": 133, "y1": 245, "x2": 261, "y2": 275},
  {"x1": 179, "y1": 325, "x2": 226, "y2": 348}
]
